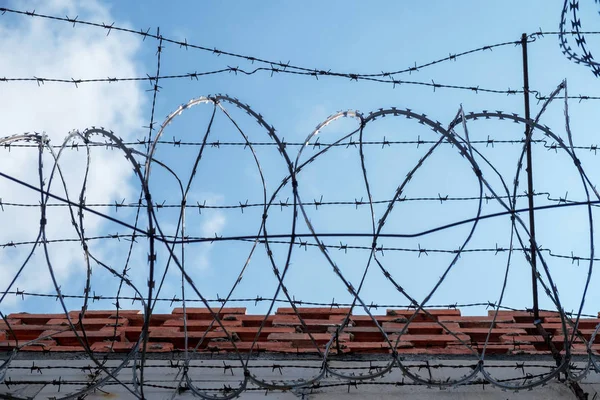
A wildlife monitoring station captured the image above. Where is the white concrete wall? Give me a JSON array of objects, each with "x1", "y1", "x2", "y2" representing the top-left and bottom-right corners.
[{"x1": 1, "y1": 357, "x2": 596, "y2": 399}]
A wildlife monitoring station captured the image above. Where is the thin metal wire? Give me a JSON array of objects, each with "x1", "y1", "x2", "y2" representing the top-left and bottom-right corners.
[
  {"x1": 1, "y1": 4, "x2": 600, "y2": 399},
  {"x1": 2, "y1": 87, "x2": 599, "y2": 399},
  {"x1": 0, "y1": 6, "x2": 525, "y2": 90}
]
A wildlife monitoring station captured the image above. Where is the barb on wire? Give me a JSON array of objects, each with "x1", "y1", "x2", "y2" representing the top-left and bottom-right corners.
[
  {"x1": 0, "y1": 69, "x2": 530, "y2": 95},
  {"x1": 0, "y1": 136, "x2": 550, "y2": 149},
  {"x1": 558, "y1": 0, "x2": 600, "y2": 77}
]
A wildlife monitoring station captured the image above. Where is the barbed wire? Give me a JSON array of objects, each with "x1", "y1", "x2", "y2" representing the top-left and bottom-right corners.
[
  {"x1": 0, "y1": 190, "x2": 595, "y2": 214},
  {"x1": 558, "y1": 0, "x2": 600, "y2": 77},
  {"x1": 4, "y1": 361, "x2": 582, "y2": 372},
  {"x1": 2, "y1": 81, "x2": 600, "y2": 400},
  {"x1": 0, "y1": 136, "x2": 547, "y2": 149},
  {"x1": 2, "y1": 5, "x2": 600, "y2": 107},
  {"x1": 0, "y1": 70, "x2": 533, "y2": 96},
  {"x1": 1, "y1": 290, "x2": 598, "y2": 319},
  {"x1": 2, "y1": 3, "x2": 600, "y2": 399},
  {"x1": 0, "y1": 371, "x2": 583, "y2": 393},
  {"x1": 0, "y1": 7, "x2": 524, "y2": 84},
  {"x1": 0, "y1": 9, "x2": 528, "y2": 98},
  {"x1": 2, "y1": 231, "x2": 599, "y2": 267},
  {"x1": 3, "y1": 5, "x2": 600, "y2": 106},
  {"x1": 5, "y1": 134, "x2": 600, "y2": 154}
]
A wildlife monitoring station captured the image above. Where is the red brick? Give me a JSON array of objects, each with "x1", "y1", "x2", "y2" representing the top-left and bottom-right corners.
[
  {"x1": 340, "y1": 342, "x2": 387, "y2": 353},
  {"x1": 224, "y1": 327, "x2": 295, "y2": 341},
  {"x1": 387, "y1": 309, "x2": 461, "y2": 318},
  {"x1": 457, "y1": 328, "x2": 528, "y2": 341},
  {"x1": 126, "y1": 313, "x2": 175, "y2": 326},
  {"x1": 489, "y1": 310, "x2": 560, "y2": 323},
  {"x1": 333, "y1": 326, "x2": 389, "y2": 341},
  {"x1": 145, "y1": 342, "x2": 175, "y2": 352},
  {"x1": 439, "y1": 316, "x2": 515, "y2": 326},
  {"x1": 573, "y1": 343, "x2": 600, "y2": 353},
  {"x1": 496, "y1": 321, "x2": 588, "y2": 337},
  {"x1": 490, "y1": 310, "x2": 561, "y2": 317},
  {"x1": 354, "y1": 322, "x2": 406, "y2": 333},
  {"x1": 540, "y1": 323, "x2": 581, "y2": 332},
  {"x1": 534, "y1": 324, "x2": 595, "y2": 338},
  {"x1": 91, "y1": 341, "x2": 137, "y2": 353},
  {"x1": 496, "y1": 322, "x2": 538, "y2": 331},
  {"x1": 343, "y1": 341, "x2": 413, "y2": 354},
  {"x1": 52, "y1": 330, "x2": 120, "y2": 346},
  {"x1": 68, "y1": 310, "x2": 140, "y2": 319},
  {"x1": 386, "y1": 312, "x2": 438, "y2": 322},
  {"x1": 111, "y1": 326, "x2": 175, "y2": 342},
  {"x1": 38, "y1": 329, "x2": 64, "y2": 340},
  {"x1": 499, "y1": 334, "x2": 566, "y2": 342},
  {"x1": 237, "y1": 315, "x2": 275, "y2": 327},
  {"x1": 273, "y1": 315, "x2": 345, "y2": 322},
  {"x1": 47, "y1": 318, "x2": 128, "y2": 329},
  {"x1": 4, "y1": 324, "x2": 67, "y2": 341},
  {"x1": 272, "y1": 316, "x2": 346, "y2": 332},
  {"x1": 48, "y1": 345, "x2": 87, "y2": 352},
  {"x1": 572, "y1": 343, "x2": 600, "y2": 353},
  {"x1": 171, "y1": 308, "x2": 246, "y2": 319},
  {"x1": 148, "y1": 329, "x2": 232, "y2": 349},
  {"x1": 6, "y1": 313, "x2": 64, "y2": 325},
  {"x1": 388, "y1": 334, "x2": 471, "y2": 346},
  {"x1": 270, "y1": 345, "x2": 344, "y2": 354},
  {"x1": 267, "y1": 332, "x2": 351, "y2": 347},
  {"x1": 572, "y1": 348, "x2": 589, "y2": 355},
  {"x1": 382, "y1": 322, "x2": 461, "y2": 335},
  {"x1": 221, "y1": 314, "x2": 242, "y2": 321},
  {"x1": 499, "y1": 334, "x2": 567, "y2": 351},
  {"x1": 339, "y1": 323, "x2": 461, "y2": 338},
  {"x1": 350, "y1": 315, "x2": 413, "y2": 326},
  {"x1": 8, "y1": 307, "x2": 600, "y2": 356},
  {"x1": 0, "y1": 319, "x2": 21, "y2": 330},
  {"x1": 20, "y1": 345, "x2": 53, "y2": 351},
  {"x1": 544, "y1": 318, "x2": 600, "y2": 329},
  {"x1": 276, "y1": 307, "x2": 351, "y2": 317},
  {"x1": 162, "y1": 319, "x2": 242, "y2": 329},
  {"x1": 396, "y1": 347, "x2": 473, "y2": 355}
]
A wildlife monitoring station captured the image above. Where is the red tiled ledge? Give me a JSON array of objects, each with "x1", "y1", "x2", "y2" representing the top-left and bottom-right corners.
[{"x1": 1, "y1": 307, "x2": 598, "y2": 355}]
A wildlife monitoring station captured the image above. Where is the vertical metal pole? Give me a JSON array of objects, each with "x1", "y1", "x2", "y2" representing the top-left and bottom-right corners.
[{"x1": 521, "y1": 33, "x2": 540, "y2": 322}]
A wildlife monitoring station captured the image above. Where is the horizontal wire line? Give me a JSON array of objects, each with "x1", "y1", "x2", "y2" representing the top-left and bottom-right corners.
[
  {"x1": 5, "y1": 292, "x2": 595, "y2": 317},
  {"x1": 0, "y1": 7, "x2": 521, "y2": 80}
]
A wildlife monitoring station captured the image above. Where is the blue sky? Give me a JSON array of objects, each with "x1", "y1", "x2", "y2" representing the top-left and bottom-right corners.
[{"x1": 2, "y1": 0, "x2": 600, "y2": 319}]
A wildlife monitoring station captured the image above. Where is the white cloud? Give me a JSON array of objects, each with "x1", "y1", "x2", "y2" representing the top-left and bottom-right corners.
[
  {"x1": 180, "y1": 191, "x2": 227, "y2": 272},
  {"x1": 0, "y1": 0, "x2": 145, "y2": 309},
  {"x1": 201, "y1": 212, "x2": 226, "y2": 238},
  {"x1": 194, "y1": 211, "x2": 227, "y2": 271}
]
